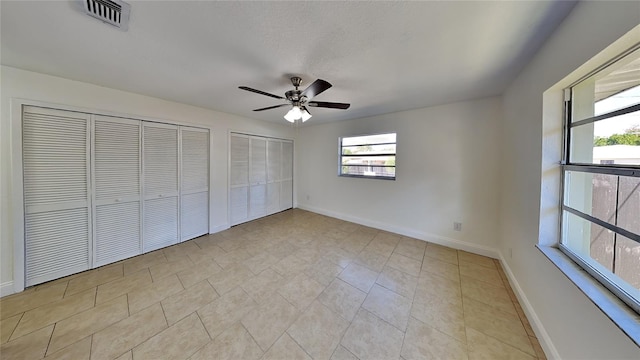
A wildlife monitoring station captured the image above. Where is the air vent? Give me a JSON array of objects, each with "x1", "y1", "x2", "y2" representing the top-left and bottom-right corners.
[{"x1": 84, "y1": 0, "x2": 131, "y2": 30}]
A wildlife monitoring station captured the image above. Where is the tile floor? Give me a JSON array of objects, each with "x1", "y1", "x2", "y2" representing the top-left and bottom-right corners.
[{"x1": 0, "y1": 209, "x2": 546, "y2": 360}]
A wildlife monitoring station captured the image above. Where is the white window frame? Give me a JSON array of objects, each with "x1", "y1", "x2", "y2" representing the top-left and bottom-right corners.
[{"x1": 338, "y1": 132, "x2": 397, "y2": 180}]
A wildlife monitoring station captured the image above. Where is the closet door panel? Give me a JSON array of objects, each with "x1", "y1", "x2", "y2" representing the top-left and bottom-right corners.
[
  {"x1": 230, "y1": 134, "x2": 250, "y2": 226},
  {"x1": 93, "y1": 116, "x2": 141, "y2": 266},
  {"x1": 249, "y1": 184, "x2": 266, "y2": 219},
  {"x1": 180, "y1": 127, "x2": 209, "y2": 241},
  {"x1": 266, "y1": 182, "x2": 280, "y2": 215},
  {"x1": 22, "y1": 106, "x2": 91, "y2": 286},
  {"x1": 281, "y1": 140, "x2": 294, "y2": 211},
  {"x1": 250, "y1": 137, "x2": 267, "y2": 184},
  {"x1": 280, "y1": 180, "x2": 293, "y2": 211},
  {"x1": 143, "y1": 124, "x2": 179, "y2": 252}
]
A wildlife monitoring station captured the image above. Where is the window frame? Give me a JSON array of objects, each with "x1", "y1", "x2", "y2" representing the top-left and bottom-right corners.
[
  {"x1": 560, "y1": 45, "x2": 640, "y2": 316},
  {"x1": 338, "y1": 132, "x2": 397, "y2": 180}
]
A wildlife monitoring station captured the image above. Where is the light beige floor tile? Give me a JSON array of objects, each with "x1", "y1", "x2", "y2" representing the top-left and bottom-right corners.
[
  {"x1": 0, "y1": 324, "x2": 52, "y2": 360},
  {"x1": 0, "y1": 281, "x2": 67, "y2": 320},
  {"x1": 241, "y1": 268, "x2": 286, "y2": 304},
  {"x1": 386, "y1": 253, "x2": 422, "y2": 277},
  {"x1": 459, "y1": 263, "x2": 503, "y2": 287},
  {"x1": 287, "y1": 301, "x2": 349, "y2": 360},
  {"x1": 324, "y1": 228, "x2": 351, "y2": 241},
  {"x1": 411, "y1": 295, "x2": 466, "y2": 342},
  {"x1": 272, "y1": 254, "x2": 310, "y2": 278},
  {"x1": 393, "y1": 241, "x2": 426, "y2": 262},
  {"x1": 466, "y1": 327, "x2": 535, "y2": 360},
  {"x1": 177, "y1": 258, "x2": 223, "y2": 289},
  {"x1": 324, "y1": 248, "x2": 356, "y2": 269},
  {"x1": 461, "y1": 276, "x2": 516, "y2": 315},
  {"x1": 421, "y1": 258, "x2": 460, "y2": 282},
  {"x1": 415, "y1": 271, "x2": 462, "y2": 303},
  {"x1": 362, "y1": 284, "x2": 412, "y2": 331},
  {"x1": 354, "y1": 250, "x2": 388, "y2": 272},
  {"x1": 132, "y1": 312, "x2": 210, "y2": 360},
  {"x1": 340, "y1": 239, "x2": 369, "y2": 254},
  {"x1": 162, "y1": 280, "x2": 218, "y2": 325},
  {"x1": 268, "y1": 241, "x2": 300, "y2": 260},
  {"x1": 261, "y1": 333, "x2": 311, "y2": 360},
  {"x1": 463, "y1": 297, "x2": 534, "y2": 356},
  {"x1": 341, "y1": 309, "x2": 404, "y2": 360},
  {"x1": 529, "y1": 336, "x2": 547, "y2": 360},
  {"x1": 458, "y1": 251, "x2": 496, "y2": 269},
  {"x1": 208, "y1": 264, "x2": 254, "y2": 295},
  {"x1": 43, "y1": 336, "x2": 92, "y2": 360},
  {"x1": 213, "y1": 248, "x2": 252, "y2": 269},
  {"x1": 90, "y1": 303, "x2": 167, "y2": 360},
  {"x1": 197, "y1": 287, "x2": 257, "y2": 339},
  {"x1": 190, "y1": 322, "x2": 263, "y2": 360},
  {"x1": 244, "y1": 252, "x2": 281, "y2": 275},
  {"x1": 331, "y1": 345, "x2": 359, "y2": 360},
  {"x1": 95, "y1": 269, "x2": 153, "y2": 304},
  {"x1": 424, "y1": 243, "x2": 459, "y2": 265},
  {"x1": 122, "y1": 251, "x2": 167, "y2": 275},
  {"x1": 278, "y1": 274, "x2": 325, "y2": 311},
  {"x1": 364, "y1": 240, "x2": 396, "y2": 258},
  {"x1": 376, "y1": 266, "x2": 418, "y2": 299},
  {"x1": 148, "y1": 255, "x2": 194, "y2": 281},
  {"x1": 293, "y1": 247, "x2": 323, "y2": 264},
  {"x1": 338, "y1": 263, "x2": 378, "y2": 293},
  {"x1": 0, "y1": 314, "x2": 21, "y2": 344},
  {"x1": 163, "y1": 242, "x2": 201, "y2": 262},
  {"x1": 128, "y1": 273, "x2": 184, "y2": 314},
  {"x1": 305, "y1": 258, "x2": 343, "y2": 286},
  {"x1": 317, "y1": 278, "x2": 367, "y2": 322},
  {"x1": 11, "y1": 287, "x2": 96, "y2": 340},
  {"x1": 241, "y1": 294, "x2": 299, "y2": 351},
  {"x1": 115, "y1": 350, "x2": 132, "y2": 360},
  {"x1": 65, "y1": 265, "x2": 123, "y2": 296},
  {"x1": 402, "y1": 318, "x2": 468, "y2": 360},
  {"x1": 48, "y1": 295, "x2": 128, "y2": 355}
]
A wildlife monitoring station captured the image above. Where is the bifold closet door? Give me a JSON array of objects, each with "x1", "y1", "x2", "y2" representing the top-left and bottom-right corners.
[
  {"x1": 230, "y1": 134, "x2": 249, "y2": 225},
  {"x1": 143, "y1": 123, "x2": 179, "y2": 252},
  {"x1": 280, "y1": 140, "x2": 294, "y2": 211},
  {"x1": 22, "y1": 106, "x2": 91, "y2": 286},
  {"x1": 93, "y1": 116, "x2": 141, "y2": 267},
  {"x1": 180, "y1": 127, "x2": 209, "y2": 241},
  {"x1": 249, "y1": 136, "x2": 267, "y2": 219},
  {"x1": 266, "y1": 139, "x2": 282, "y2": 215}
]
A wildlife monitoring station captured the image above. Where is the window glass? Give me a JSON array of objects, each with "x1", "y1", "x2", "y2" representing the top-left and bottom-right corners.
[{"x1": 340, "y1": 133, "x2": 396, "y2": 179}]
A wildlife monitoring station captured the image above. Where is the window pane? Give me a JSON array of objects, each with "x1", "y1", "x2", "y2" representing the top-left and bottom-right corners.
[
  {"x1": 341, "y1": 144, "x2": 396, "y2": 155},
  {"x1": 341, "y1": 155, "x2": 395, "y2": 166},
  {"x1": 564, "y1": 171, "x2": 617, "y2": 225},
  {"x1": 563, "y1": 210, "x2": 615, "y2": 271},
  {"x1": 572, "y1": 48, "x2": 640, "y2": 122},
  {"x1": 342, "y1": 133, "x2": 396, "y2": 146},
  {"x1": 341, "y1": 165, "x2": 395, "y2": 178},
  {"x1": 569, "y1": 110, "x2": 640, "y2": 165},
  {"x1": 618, "y1": 176, "x2": 640, "y2": 234},
  {"x1": 616, "y1": 235, "x2": 640, "y2": 290}
]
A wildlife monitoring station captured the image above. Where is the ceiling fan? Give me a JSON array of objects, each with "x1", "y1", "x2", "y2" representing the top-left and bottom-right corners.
[{"x1": 239, "y1": 77, "x2": 350, "y2": 123}]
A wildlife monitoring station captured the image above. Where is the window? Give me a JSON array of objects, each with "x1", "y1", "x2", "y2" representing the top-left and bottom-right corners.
[
  {"x1": 339, "y1": 133, "x2": 396, "y2": 180},
  {"x1": 561, "y1": 46, "x2": 640, "y2": 313}
]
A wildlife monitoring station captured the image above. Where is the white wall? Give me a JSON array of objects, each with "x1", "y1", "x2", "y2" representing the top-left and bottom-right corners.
[
  {"x1": 500, "y1": 1, "x2": 640, "y2": 359},
  {"x1": 296, "y1": 97, "x2": 502, "y2": 256},
  {"x1": 0, "y1": 66, "x2": 295, "y2": 292}
]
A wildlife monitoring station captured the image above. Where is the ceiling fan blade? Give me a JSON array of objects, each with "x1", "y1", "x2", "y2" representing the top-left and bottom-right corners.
[
  {"x1": 300, "y1": 79, "x2": 332, "y2": 100},
  {"x1": 239, "y1": 86, "x2": 284, "y2": 100},
  {"x1": 307, "y1": 101, "x2": 350, "y2": 110},
  {"x1": 252, "y1": 104, "x2": 290, "y2": 111}
]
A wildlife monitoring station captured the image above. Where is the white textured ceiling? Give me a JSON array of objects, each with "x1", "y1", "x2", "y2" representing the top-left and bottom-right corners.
[{"x1": 1, "y1": 1, "x2": 576, "y2": 125}]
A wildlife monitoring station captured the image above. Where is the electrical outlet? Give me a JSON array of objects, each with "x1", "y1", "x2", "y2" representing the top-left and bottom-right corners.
[{"x1": 454, "y1": 222, "x2": 462, "y2": 231}]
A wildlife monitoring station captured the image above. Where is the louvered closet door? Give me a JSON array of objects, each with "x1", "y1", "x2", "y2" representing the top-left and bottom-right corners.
[
  {"x1": 280, "y1": 140, "x2": 294, "y2": 211},
  {"x1": 93, "y1": 116, "x2": 141, "y2": 267},
  {"x1": 22, "y1": 106, "x2": 91, "y2": 286},
  {"x1": 143, "y1": 123, "x2": 179, "y2": 252},
  {"x1": 266, "y1": 140, "x2": 282, "y2": 215},
  {"x1": 180, "y1": 127, "x2": 209, "y2": 241},
  {"x1": 230, "y1": 134, "x2": 249, "y2": 225},
  {"x1": 249, "y1": 136, "x2": 267, "y2": 219}
]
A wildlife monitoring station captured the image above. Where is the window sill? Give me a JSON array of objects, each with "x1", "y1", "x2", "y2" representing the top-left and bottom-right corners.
[{"x1": 537, "y1": 245, "x2": 640, "y2": 347}]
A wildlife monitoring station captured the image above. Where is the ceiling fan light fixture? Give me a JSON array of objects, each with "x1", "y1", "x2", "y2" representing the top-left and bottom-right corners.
[
  {"x1": 301, "y1": 108, "x2": 312, "y2": 122},
  {"x1": 284, "y1": 105, "x2": 303, "y2": 122}
]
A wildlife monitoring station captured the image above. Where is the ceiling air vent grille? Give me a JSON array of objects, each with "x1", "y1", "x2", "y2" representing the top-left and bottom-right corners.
[{"x1": 84, "y1": 0, "x2": 131, "y2": 30}]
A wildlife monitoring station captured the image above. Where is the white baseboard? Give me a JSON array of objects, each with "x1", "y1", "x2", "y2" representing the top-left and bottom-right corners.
[
  {"x1": 498, "y1": 252, "x2": 559, "y2": 360},
  {"x1": 0, "y1": 281, "x2": 15, "y2": 297},
  {"x1": 297, "y1": 204, "x2": 499, "y2": 259}
]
